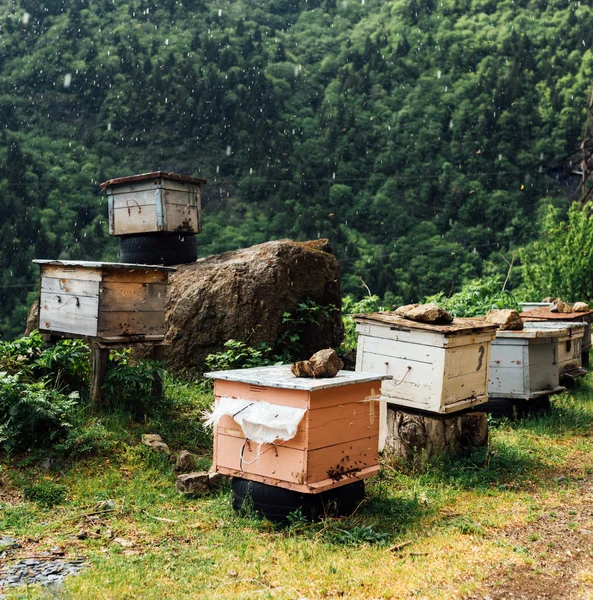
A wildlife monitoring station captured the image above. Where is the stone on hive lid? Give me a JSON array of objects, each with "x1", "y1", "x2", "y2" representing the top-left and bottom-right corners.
[
  {"x1": 573, "y1": 301, "x2": 590, "y2": 312},
  {"x1": 484, "y1": 309, "x2": 523, "y2": 330},
  {"x1": 291, "y1": 348, "x2": 344, "y2": 378},
  {"x1": 394, "y1": 303, "x2": 453, "y2": 324}
]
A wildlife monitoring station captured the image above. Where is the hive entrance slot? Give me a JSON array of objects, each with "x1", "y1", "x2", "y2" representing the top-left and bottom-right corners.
[{"x1": 249, "y1": 385, "x2": 267, "y2": 393}]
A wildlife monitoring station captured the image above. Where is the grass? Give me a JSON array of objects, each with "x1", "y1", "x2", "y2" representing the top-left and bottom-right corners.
[{"x1": 2, "y1": 375, "x2": 593, "y2": 598}]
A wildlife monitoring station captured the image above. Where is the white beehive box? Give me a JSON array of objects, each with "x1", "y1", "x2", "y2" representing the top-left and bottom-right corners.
[
  {"x1": 34, "y1": 260, "x2": 175, "y2": 343},
  {"x1": 523, "y1": 322, "x2": 586, "y2": 379},
  {"x1": 100, "y1": 171, "x2": 207, "y2": 236},
  {"x1": 488, "y1": 328, "x2": 566, "y2": 399},
  {"x1": 355, "y1": 313, "x2": 497, "y2": 414}
]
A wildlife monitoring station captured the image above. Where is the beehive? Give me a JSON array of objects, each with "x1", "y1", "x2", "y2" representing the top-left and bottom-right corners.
[
  {"x1": 206, "y1": 365, "x2": 389, "y2": 494},
  {"x1": 523, "y1": 321, "x2": 586, "y2": 380},
  {"x1": 521, "y1": 307, "x2": 592, "y2": 368},
  {"x1": 100, "y1": 171, "x2": 207, "y2": 236},
  {"x1": 34, "y1": 260, "x2": 175, "y2": 342},
  {"x1": 355, "y1": 314, "x2": 497, "y2": 414},
  {"x1": 489, "y1": 328, "x2": 566, "y2": 399}
]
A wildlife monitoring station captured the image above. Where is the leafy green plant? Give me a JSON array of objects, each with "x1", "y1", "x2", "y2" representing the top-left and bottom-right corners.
[
  {"x1": 23, "y1": 480, "x2": 67, "y2": 508},
  {"x1": 424, "y1": 276, "x2": 520, "y2": 317},
  {"x1": 102, "y1": 349, "x2": 165, "y2": 415},
  {"x1": 205, "y1": 299, "x2": 339, "y2": 371},
  {"x1": 520, "y1": 202, "x2": 593, "y2": 302},
  {"x1": 329, "y1": 524, "x2": 389, "y2": 546},
  {"x1": 340, "y1": 294, "x2": 385, "y2": 354},
  {"x1": 205, "y1": 339, "x2": 281, "y2": 371},
  {"x1": 0, "y1": 371, "x2": 79, "y2": 453}
]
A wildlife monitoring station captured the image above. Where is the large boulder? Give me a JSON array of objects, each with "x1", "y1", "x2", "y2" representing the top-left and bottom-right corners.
[{"x1": 164, "y1": 239, "x2": 343, "y2": 374}]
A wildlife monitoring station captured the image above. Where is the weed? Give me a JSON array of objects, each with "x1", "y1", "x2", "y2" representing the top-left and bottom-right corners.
[
  {"x1": 22, "y1": 480, "x2": 67, "y2": 507},
  {"x1": 329, "y1": 524, "x2": 389, "y2": 546}
]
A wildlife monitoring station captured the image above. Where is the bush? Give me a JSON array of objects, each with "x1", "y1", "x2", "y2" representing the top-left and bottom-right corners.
[
  {"x1": 424, "y1": 276, "x2": 520, "y2": 317},
  {"x1": 520, "y1": 202, "x2": 593, "y2": 302},
  {"x1": 340, "y1": 295, "x2": 385, "y2": 354},
  {"x1": 0, "y1": 372, "x2": 79, "y2": 453}
]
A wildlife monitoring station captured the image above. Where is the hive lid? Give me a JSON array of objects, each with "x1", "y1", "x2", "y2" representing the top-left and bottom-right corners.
[
  {"x1": 205, "y1": 364, "x2": 391, "y2": 391},
  {"x1": 99, "y1": 171, "x2": 208, "y2": 190},
  {"x1": 354, "y1": 312, "x2": 498, "y2": 336},
  {"x1": 33, "y1": 259, "x2": 176, "y2": 272},
  {"x1": 494, "y1": 327, "x2": 571, "y2": 339},
  {"x1": 520, "y1": 307, "x2": 593, "y2": 321}
]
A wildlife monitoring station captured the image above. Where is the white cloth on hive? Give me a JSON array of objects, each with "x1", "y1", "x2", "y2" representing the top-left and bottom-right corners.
[{"x1": 203, "y1": 397, "x2": 306, "y2": 445}]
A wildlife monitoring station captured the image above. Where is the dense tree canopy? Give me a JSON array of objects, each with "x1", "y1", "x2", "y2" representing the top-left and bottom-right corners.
[{"x1": 0, "y1": 0, "x2": 592, "y2": 339}]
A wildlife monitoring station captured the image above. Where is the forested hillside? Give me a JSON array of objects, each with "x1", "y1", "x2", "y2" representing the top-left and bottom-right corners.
[{"x1": 1, "y1": 0, "x2": 592, "y2": 339}]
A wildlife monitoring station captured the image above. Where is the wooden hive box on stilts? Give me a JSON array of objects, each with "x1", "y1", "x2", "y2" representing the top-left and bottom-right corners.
[{"x1": 34, "y1": 260, "x2": 175, "y2": 343}]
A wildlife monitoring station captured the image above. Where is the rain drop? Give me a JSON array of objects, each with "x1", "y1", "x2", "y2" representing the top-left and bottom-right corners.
[
  {"x1": 107, "y1": 123, "x2": 111, "y2": 131},
  {"x1": 218, "y1": 8, "x2": 222, "y2": 16},
  {"x1": 63, "y1": 73, "x2": 72, "y2": 88},
  {"x1": 226, "y1": 145, "x2": 231, "y2": 156},
  {"x1": 165, "y1": 39, "x2": 169, "y2": 45},
  {"x1": 216, "y1": 165, "x2": 220, "y2": 174},
  {"x1": 22, "y1": 12, "x2": 30, "y2": 25},
  {"x1": 437, "y1": 70, "x2": 442, "y2": 79}
]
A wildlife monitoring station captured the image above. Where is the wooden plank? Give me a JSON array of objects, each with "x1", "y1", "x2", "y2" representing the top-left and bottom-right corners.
[
  {"x1": 215, "y1": 465, "x2": 379, "y2": 494},
  {"x1": 216, "y1": 400, "x2": 379, "y2": 452},
  {"x1": 39, "y1": 294, "x2": 98, "y2": 337},
  {"x1": 151, "y1": 344, "x2": 165, "y2": 400},
  {"x1": 308, "y1": 382, "x2": 379, "y2": 410},
  {"x1": 40, "y1": 289, "x2": 99, "y2": 318},
  {"x1": 163, "y1": 188, "x2": 198, "y2": 206},
  {"x1": 359, "y1": 336, "x2": 437, "y2": 365},
  {"x1": 215, "y1": 432, "x2": 306, "y2": 485},
  {"x1": 443, "y1": 369, "x2": 489, "y2": 405},
  {"x1": 98, "y1": 311, "x2": 165, "y2": 337},
  {"x1": 111, "y1": 189, "x2": 157, "y2": 209},
  {"x1": 488, "y1": 365, "x2": 526, "y2": 396},
  {"x1": 307, "y1": 435, "x2": 379, "y2": 483},
  {"x1": 489, "y1": 341, "x2": 525, "y2": 369},
  {"x1": 39, "y1": 265, "x2": 102, "y2": 282},
  {"x1": 41, "y1": 277, "x2": 100, "y2": 298},
  {"x1": 444, "y1": 343, "x2": 488, "y2": 378},
  {"x1": 355, "y1": 314, "x2": 498, "y2": 337},
  {"x1": 162, "y1": 180, "x2": 201, "y2": 194},
  {"x1": 100, "y1": 282, "x2": 167, "y2": 312},
  {"x1": 90, "y1": 346, "x2": 109, "y2": 407},
  {"x1": 102, "y1": 269, "x2": 168, "y2": 284},
  {"x1": 112, "y1": 205, "x2": 157, "y2": 235},
  {"x1": 165, "y1": 203, "x2": 199, "y2": 233},
  {"x1": 214, "y1": 380, "x2": 309, "y2": 409}
]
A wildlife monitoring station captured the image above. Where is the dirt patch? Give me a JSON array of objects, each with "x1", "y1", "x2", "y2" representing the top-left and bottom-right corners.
[
  {"x1": 0, "y1": 472, "x2": 22, "y2": 505},
  {"x1": 468, "y1": 478, "x2": 593, "y2": 599}
]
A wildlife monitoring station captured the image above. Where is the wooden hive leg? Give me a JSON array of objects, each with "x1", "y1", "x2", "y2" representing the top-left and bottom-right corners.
[
  {"x1": 90, "y1": 344, "x2": 109, "y2": 408},
  {"x1": 151, "y1": 344, "x2": 165, "y2": 401}
]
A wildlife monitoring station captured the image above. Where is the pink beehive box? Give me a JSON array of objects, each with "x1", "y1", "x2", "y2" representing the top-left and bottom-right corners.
[{"x1": 205, "y1": 365, "x2": 391, "y2": 494}]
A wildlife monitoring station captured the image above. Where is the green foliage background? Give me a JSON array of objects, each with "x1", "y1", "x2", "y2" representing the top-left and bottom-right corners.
[{"x1": 1, "y1": 0, "x2": 592, "y2": 339}]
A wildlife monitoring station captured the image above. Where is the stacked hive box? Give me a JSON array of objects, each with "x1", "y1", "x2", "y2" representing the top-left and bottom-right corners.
[
  {"x1": 100, "y1": 171, "x2": 208, "y2": 265},
  {"x1": 354, "y1": 313, "x2": 498, "y2": 451}
]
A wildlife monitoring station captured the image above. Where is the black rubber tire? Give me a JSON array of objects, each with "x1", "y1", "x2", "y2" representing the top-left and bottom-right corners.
[
  {"x1": 482, "y1": 396, "x2": 550, "y2": 418},
  {"x1": 119, "y1": 233, "x2": 197, "y2": 266},
  {"x1": 231, "y1": 477, "x2": 365, "y2": 522}
]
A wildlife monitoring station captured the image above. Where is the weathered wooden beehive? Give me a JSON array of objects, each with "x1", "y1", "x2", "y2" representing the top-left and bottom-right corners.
[
  {"x1": 355, "y1": 314, "x2": 498, "y2": 414},
  {"x1": 488, "y1": 328, "x2": 566, "y2": 400},
  {"x1": 100, "y1": 171, "x2": 207, "y2": 236},
  {"x1": 206, "y1": 365, "x2": 390, "y2": 494},
  {"x1": 34, "y1": 260, "x2": 175, "y2": 342},
  {"x1": 523, "y1": 321, "x2": 586, "y2": 380},
  {"x1": 521, "y1": 307, "x2": 592, "y2": 368}
]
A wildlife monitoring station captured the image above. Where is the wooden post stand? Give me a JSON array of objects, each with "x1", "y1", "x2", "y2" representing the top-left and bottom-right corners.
[
  {"x1": 383, "y1": 405, "x2": 489, "y2": 461},
  {"x1": 151, "y1": 344, "x2": 165, "y2": 401},
  {"x1": 90, "y1": 345, "x2": 110, "y2": 408}
]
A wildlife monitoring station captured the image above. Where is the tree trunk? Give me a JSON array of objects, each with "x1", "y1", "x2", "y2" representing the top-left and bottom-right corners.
[{"x1": 384, "y1": 407, "x2": 488, "y2": 461}]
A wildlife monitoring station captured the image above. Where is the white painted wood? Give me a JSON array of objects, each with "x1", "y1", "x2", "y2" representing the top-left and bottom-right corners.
[
  {"x1": 37, "y1": 264, "x2": 102, "y2": 282},
  {"x1": 39, "y1": 290, "x2": 99, "y2": 337},
  {"x1": 355, "y1": 316, "x2": 494, "y2": 414},
  {"x1": 488, "y1": 335, "x2": 562, "y2": 399},
  {"x1": 41, "y1": 277, "x2": 100, "y2": 298},
  {"x1": 112, "y1": 189, "x2": 157, "y2": 208}
]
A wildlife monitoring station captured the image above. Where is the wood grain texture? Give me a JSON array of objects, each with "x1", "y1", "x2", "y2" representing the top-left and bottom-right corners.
[
  {"x1": 41, "y1": 277, "x2": 100, "y2": 298},
  {"x1": 102, "y1": 269, "x2": 168, "y2": 284},
  {"x1": 98, "y1": 310, "x2": 166, "y2": 337},
  {"x1": 112, "y1": 205, "x2": 158, "y2": 235},
  {"x1": 100, "y1": 282, "x2": 167, "y2": 312}
]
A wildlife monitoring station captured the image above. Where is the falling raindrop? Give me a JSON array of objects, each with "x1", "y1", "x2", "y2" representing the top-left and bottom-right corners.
[
  {"x1": 437, "y1": 70, "x2": 442, "y2": 79},
  {"x1": 226, "y1": 145, "x2": 231, "y2": 156},
  {"x1": 218, "y1": 8, "x2": 222, "y2": 16},
  {"x1": 250, "y1": 168, "x2": 253, "y2": 174},
  {"x1": 107, "y1": 123, "x2": 111, "y2": 131},
  {"x1": 22, "y1": 12, "x2": 30, "y2": 24},
  {"x1": 216, "y1": 165, "x2": 220, "y2": 174},
  {"x1": 165, "y1": 39, "x2": 169, "y2": 45},
  {"x1": 63, "y1": 73, "x2": 72, "y2": 88},
  {"x1": 332, "y1": 172, "x2": 336, "y2": 179}
]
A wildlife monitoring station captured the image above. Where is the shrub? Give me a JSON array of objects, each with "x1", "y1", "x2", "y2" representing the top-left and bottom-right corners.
[
  {"x1": 520, "y1": 202, "x2": 593, "y2": 302},
  {"x1": 340, "y1": 295, "x2": 385, "y2": 354},
  {"x1": 424, "y1": 275, "x2": 520, "y2": 317},
  {"x1": 0, "y1": 372, "x2": 79, "y2": 453}
]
